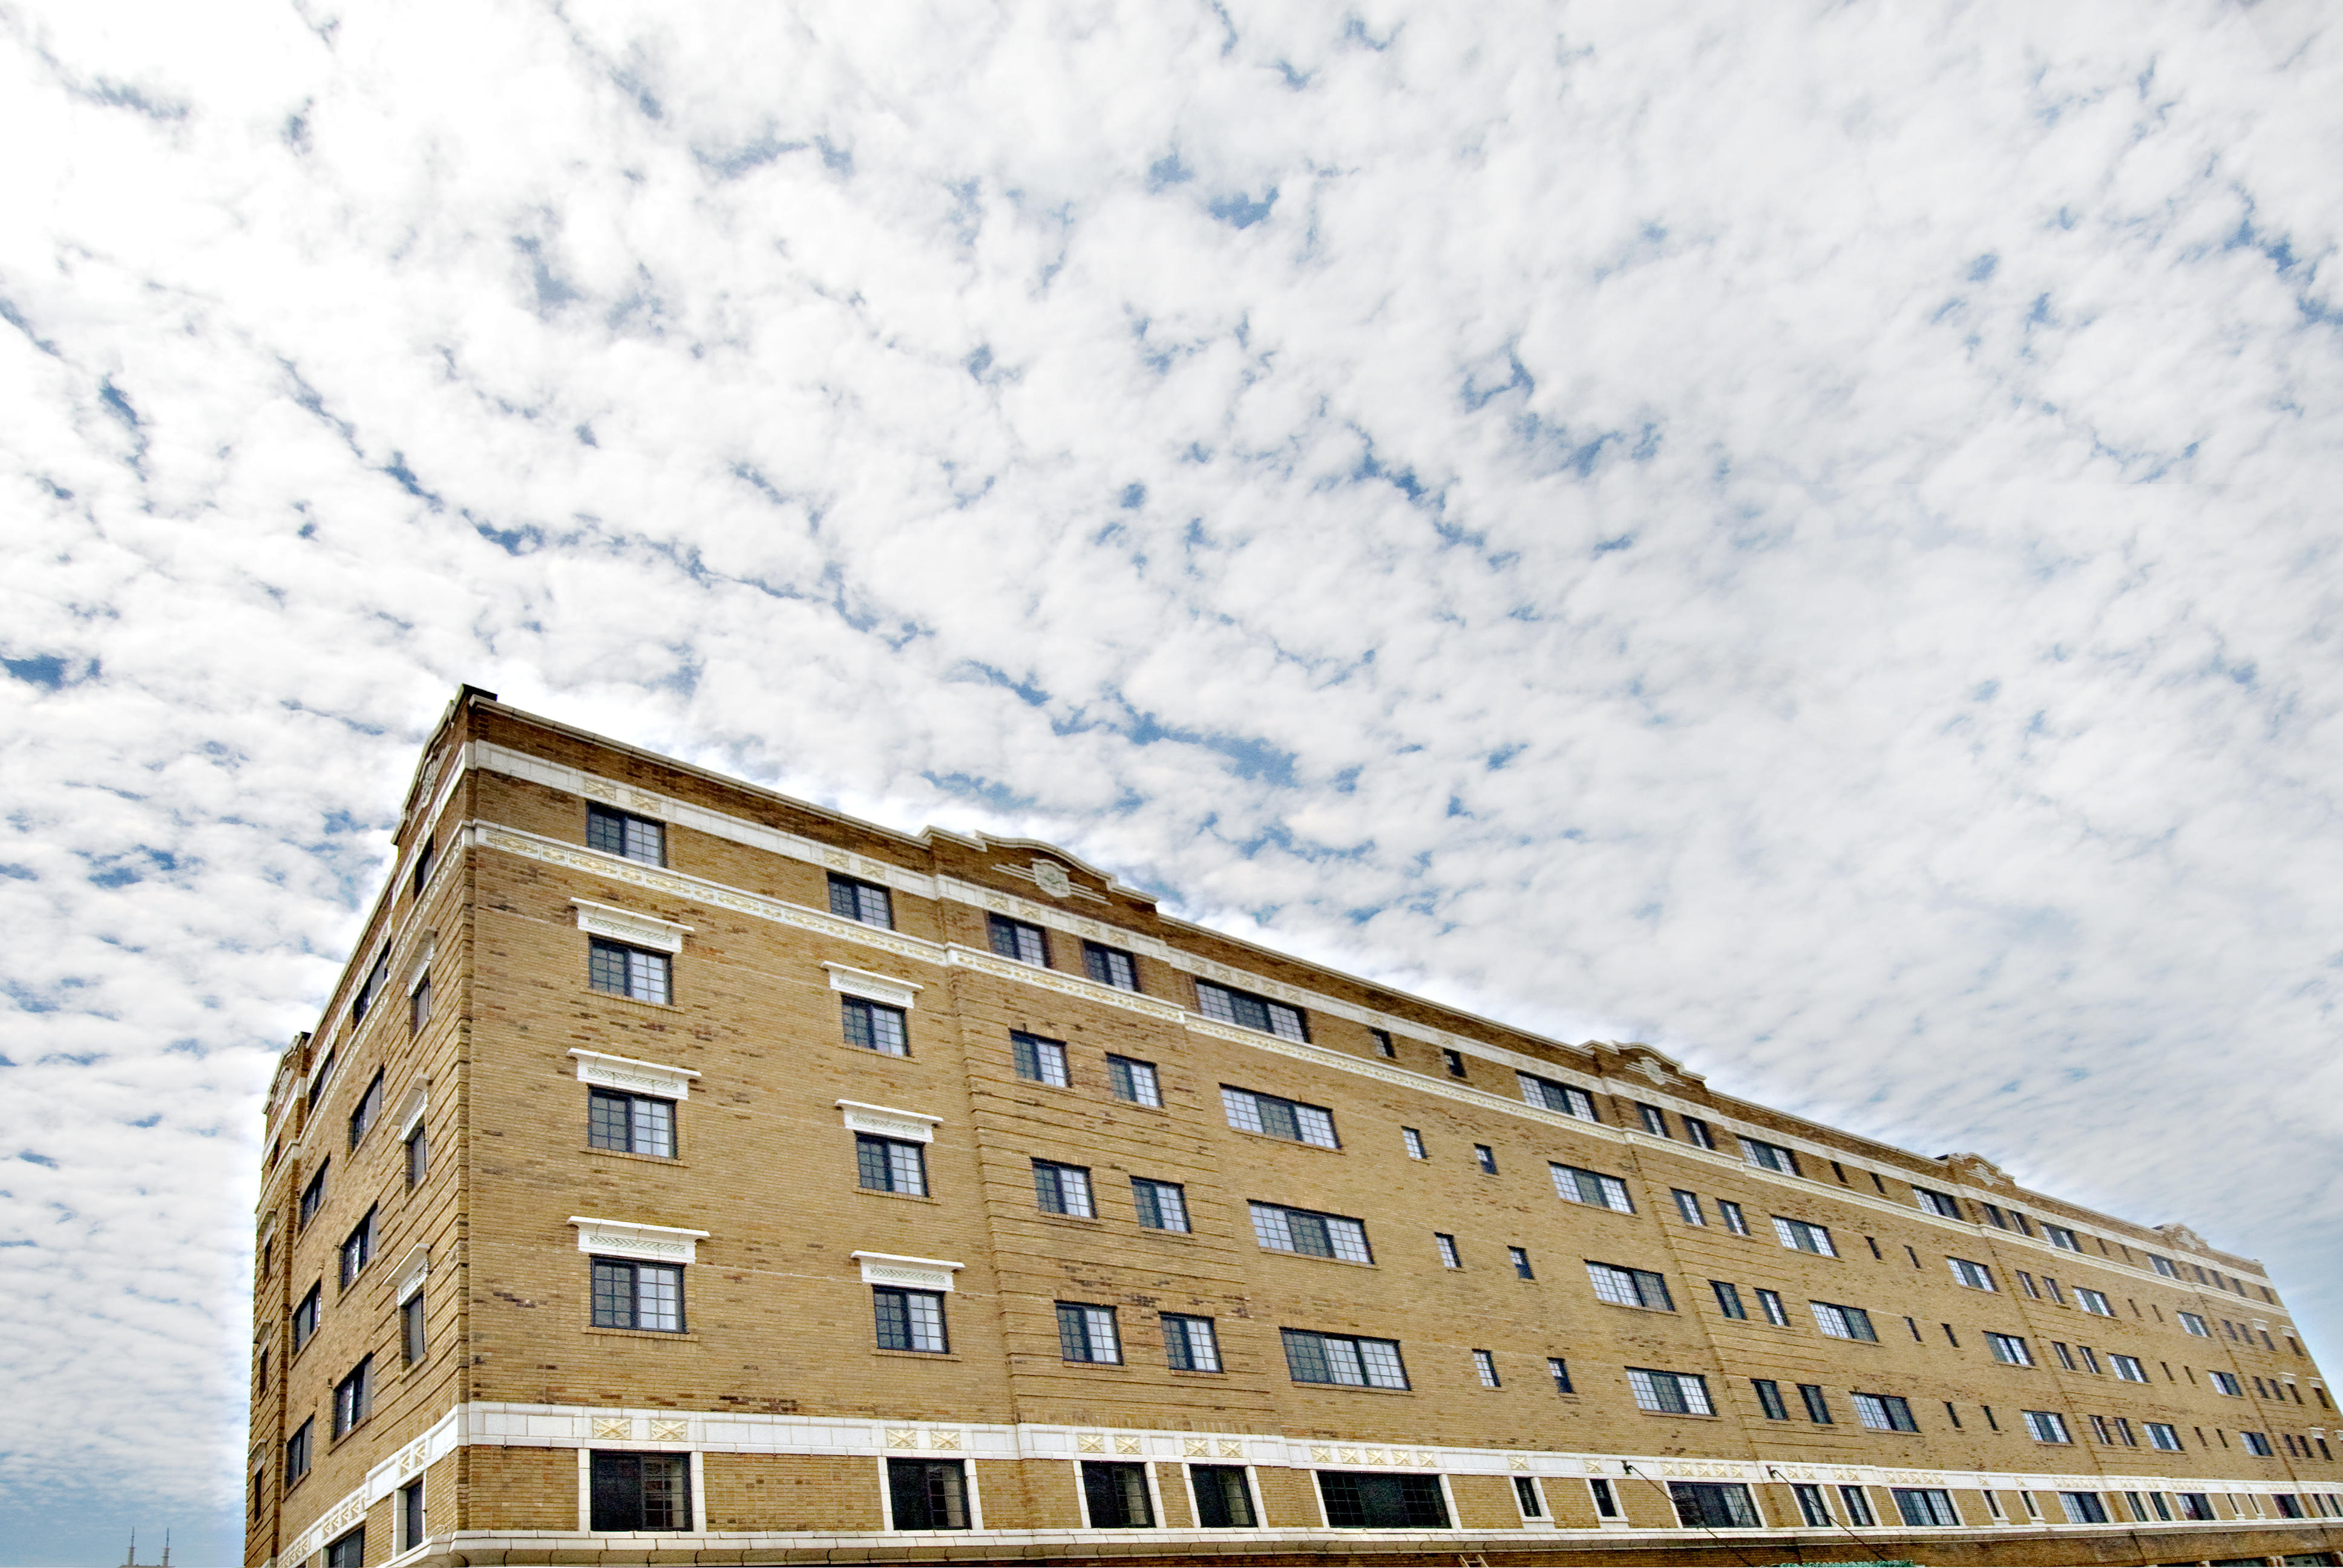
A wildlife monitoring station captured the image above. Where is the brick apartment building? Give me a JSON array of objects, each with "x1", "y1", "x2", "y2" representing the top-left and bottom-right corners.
[{"x1": 246, "y1": 687, "x2": 2343, "y2": 1567}]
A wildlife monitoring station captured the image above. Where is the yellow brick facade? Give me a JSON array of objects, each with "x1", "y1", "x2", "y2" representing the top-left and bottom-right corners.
[{"x1": 244, "y1": 688, "x2": 2343, "y2": 1567}]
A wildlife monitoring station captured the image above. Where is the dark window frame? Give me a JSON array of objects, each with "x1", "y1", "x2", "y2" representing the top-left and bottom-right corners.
[
  {"x1": 586, "y1": 805, "x2": 667, "y2": 866},
  {"x1": 841, "y1": 996, "x2": 909, "y2": 1054},
  {"x1": 856, "y1": 1133, "x2": 928, "y2": 1195},
  {"x1": 873, "y1": 1285, "x2": 949, "y2": 1353},
  {"x1": 828, "y1": 874, "x2": 894, "y2": 929},
  {"x1": 588, "y1": 938, "x2": 672, "y2": 1005},
  {"x1": 887, "y1": 1458, "x2": 969, "y2": 1530},
  {"x1": 588, "y1": 1086, "x2": 678, "y2": 1158},
  {"x1": 1081, "y1": 1460, "x2": 1155, "y2": 1527},
  {"x1": 589, "y1": 1256, "x2": 686, "y2": 1333},
  {"x1": 590, "y1": 1451, "x2": 692, "y2": 1531},
  {"x1": 1082, "y1": 941, "x2": 1140, "y2": 991},
  {"x1": 986, "y1": 913, "x2": 1049, "y2": 966}
]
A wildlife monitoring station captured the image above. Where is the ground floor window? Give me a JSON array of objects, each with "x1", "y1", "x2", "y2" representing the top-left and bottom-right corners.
[
  {"x1": 590, "y1": 1452, "x2": 690, "y2": 1530},
  {"x1": 1191, "y1": 1465, "x2": 1255, "y2": 1527},
  {"x1": 1317, "y1": 1470, "x2": 1449, "y2": 1529},
  {"x1": 324, "y1": 1528, "x2": 362, "y2": 1568},
  {"x1": 889, "y1": 1458, "x2": 969, "y2": 1530},
  {"x1": 1082, "y1": 1462, "x2": 1154, "y2": 1527},
  {"x1": 1671, "y1": 1481, "x2": 1760, "y2": 1528},
  {"x1": 1893, "y1": 1487, "x2": 1961, "y2": 1526}
]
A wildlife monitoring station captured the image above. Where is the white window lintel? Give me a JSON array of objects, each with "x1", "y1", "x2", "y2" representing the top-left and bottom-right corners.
[
  {"x1": 853, "y1": 1250, "x2": 963, "y2": 1292},
  {"x1": 571, "y1": 898, "x2": 692, "y2": 954},
  {"x1": 570, "y1": 1048, "x2": 701, "y2": 1100},
  {"x1": 395, "y1": 1244, "x2": 430, "y2": 1303},
  {"x1": 571, "y1": 1216, "x2": 709, "y2": 1264},
  {"x1": 837, "y1": 1100, "x2": 943, "y2": 1143},
  {"x1": 825, "y1": 962, "x2": 923, "y2": 1009},
  {"x1": 396, "y1": 1080, "x2": 430, "y2": 1139}
]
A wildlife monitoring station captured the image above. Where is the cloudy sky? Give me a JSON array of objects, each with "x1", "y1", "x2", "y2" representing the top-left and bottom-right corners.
[{"x1": 5, "y1": 0, "x2": 2341, "y2": 1560}]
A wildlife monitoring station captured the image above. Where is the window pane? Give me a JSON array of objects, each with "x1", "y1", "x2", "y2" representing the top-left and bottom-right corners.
[
  {"x1": 635, "y1": 1264, "x2": 681, "y2": 1331},
  {"x1": 592, "y1": 1261, "x2": 635, "y2": 1328},
  {"x1": 632, "y1": 1097, "x2": 674, "y2": 1158}
]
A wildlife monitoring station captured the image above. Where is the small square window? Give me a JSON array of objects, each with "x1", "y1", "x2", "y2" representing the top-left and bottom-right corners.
[
  {"x1": 591, "y1": 1258, "x2": 684, "y2": 1331},
  {"x1": 586, "y1": 805, "x2": 664, "y2": 865},
  {"x1": 589, "y1": 1088, "x2": 677, "y2": 1157},
  {"x1": 1034, "y1": 1160, "x2": 1094, "y2": 1217},
  {"x1": 1370, "y1": 1028, "x2": 1395, "y2": 1058},
  {"x1": 1131, "y1": 1177, "x2": 1188, "y2": 1232},
  {"x1": 1057, "y1": 1301, "x2": 1122, "y2": 1363},
  {"x1": 588, "y1": 939, "x2": 670, "y2": 1005},
  {"x1": 1441, "y1": 1048, "x2": 1467, "y2": 1077},
  {"x1": 874, "y1": 1285, "x2": 948, "y2": 1351},
  {"x1": 1082, "y1": 942, "x2": 1139, "y2": 990},
  {"x1": 1013, "y1": 1032, "x2": 1069, "y2": 1086},
  {"x1": 856, "y1": 1134, "x2": 926, "y2": 1195},
  {"x1": 1163, "y1": 1313, "x2": 1220, "y2": 1371},
  {"x1": 827, "y1": 874, "x2": 893, "y2": 929},
  {"x1": 1106, "y1": 1054, "x2": 1160, "y2": 1106},
  {"x1": 987, "y1": 913, "x2": 1048, "y2": 965},
  {"x1": 842, "y1": 997, "x2": 908, "y2": 1054}
]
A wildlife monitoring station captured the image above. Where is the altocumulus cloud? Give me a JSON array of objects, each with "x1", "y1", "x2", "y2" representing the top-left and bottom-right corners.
[{"x1": 4, "y1": 0, "x2": 2342, "y2": 1558}]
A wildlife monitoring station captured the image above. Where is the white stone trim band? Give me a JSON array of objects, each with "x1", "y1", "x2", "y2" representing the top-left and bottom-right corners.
[
  {"x1": 571, "y1": 1217, "x2": 709, "y2": 1263},
  {"x1": 571, "y1": 898, "x2": 693, "y2": 953},
  {"x1": 570, "y1": 1048, "x2": 701, "y2": 1100},
  {"x1": 837, "y1": 1100, "x2": 943, "y2": 1143}
]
